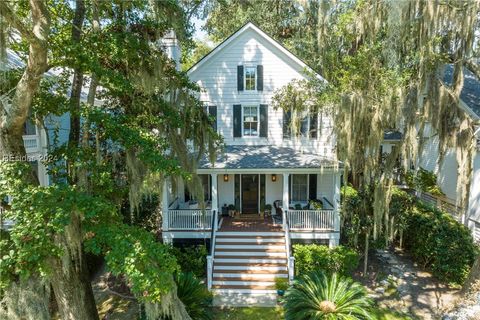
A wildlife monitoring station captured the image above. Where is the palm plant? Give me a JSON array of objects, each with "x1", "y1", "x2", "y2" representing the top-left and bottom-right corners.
[
  {"x1": 162, "y1": 272, "x2": 213, "y2": 320},
  {"x1": 284, "y1": 271, "x2": 374, "y2": 320}
]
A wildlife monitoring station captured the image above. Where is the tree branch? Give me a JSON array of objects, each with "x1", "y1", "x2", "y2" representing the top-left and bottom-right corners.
[
  {"x1": 0, "y1": 2, "x2": 35, "y2": 42},
  {"x1": 465, "y1": 59, "x2": 480, "y2": 81},
  {"x1": 1, "y1": 0, "x2": 50, "y2": 138}
]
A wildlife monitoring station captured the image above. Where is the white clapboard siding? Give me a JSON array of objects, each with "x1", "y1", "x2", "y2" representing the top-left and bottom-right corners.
[{"x1": 188, "y1": 27, "x2": 334, "y2": 156}]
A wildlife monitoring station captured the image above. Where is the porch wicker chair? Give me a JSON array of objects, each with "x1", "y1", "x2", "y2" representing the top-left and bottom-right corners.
[{"x1": 272, "y1": 200, "x2": 283, "y2": 225}]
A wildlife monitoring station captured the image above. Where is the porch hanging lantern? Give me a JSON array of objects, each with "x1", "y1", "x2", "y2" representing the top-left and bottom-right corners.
[
  {"x1": 223, "y1": 174, "x2": 229, "y2": 182},
  {"x1": 271, "y1": 174, "x2": 277, "y2": 182}
]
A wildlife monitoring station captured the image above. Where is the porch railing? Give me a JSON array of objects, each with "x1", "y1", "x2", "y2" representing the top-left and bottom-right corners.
[
  {"x1": 23, "y1": 135, "x2": 40, "y2": 153},
  {"x1": 286, "y1": 209, "x2": 336, "y2": 231},
  {"x1": 166, "y1": 209, "x2": 213, "y2": 230}
]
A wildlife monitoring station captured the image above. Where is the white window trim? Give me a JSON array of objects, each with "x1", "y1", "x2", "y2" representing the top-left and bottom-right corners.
[
  {"x1": 244, "y1": 66, "x2": 256, "y2": 91},
  {"x1": 242, "y1": 104, "x2": 260, "y2": 137}
]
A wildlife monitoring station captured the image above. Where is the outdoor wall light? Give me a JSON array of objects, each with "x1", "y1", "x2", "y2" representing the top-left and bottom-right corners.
[
  {"x1": 271, "y1": 174, "x2": 277, "y2": 182},
  {"x1": 223, "y1": 174, "x2": 229, "y2": 182}
]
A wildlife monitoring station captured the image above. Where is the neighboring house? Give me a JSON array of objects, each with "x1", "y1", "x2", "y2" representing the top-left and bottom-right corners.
[
  {"x1": 382, "y1": 65, "x2": 480, "y2": 242},
  {"x1": 160, "y1": 23, "x2": 342, "y2": 304},
  {"x1": 416, "y1": 65, "x2": 480, "y2": 241}
]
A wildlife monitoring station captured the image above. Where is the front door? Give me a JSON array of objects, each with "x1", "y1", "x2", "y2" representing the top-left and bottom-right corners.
[{"x1": 241, "y1": 174, "x2": 258, "y2": 214}]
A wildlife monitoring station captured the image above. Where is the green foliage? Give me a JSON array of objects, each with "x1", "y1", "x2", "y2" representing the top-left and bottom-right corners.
[
  {"x1": 403, "y1": 203, "x2": 478, "y2": 285},
  {"x1": 284, "y1": 271, "x2": 374, "y2": 320},
  {"x1": 309, "y1": 199, "x2": 323, "y2": 210},
  {"x1": 292, "y1": 244, "x2": 359, "y2": 276},
  {"x1": 406, "y1": 168, "x2": 444, "y2": 196},
  {"x1": 0, "y1": 161, "x2": 116, "y2": 288},
  {"x1": 274, "y1": 277, "x2": 289, "y2": 291},
  {"x1": 85, "y1": 223, "x2": 178, "y2": 303},
  {"x1": 162, "y1": 272, "x2": 212, "y2": 320},
  {"x1": 168, "y1": 244, "x2": 208, "y2": 278},
  {"x1": 182, "y1": 40, "x2": 213, "y2": 71}
]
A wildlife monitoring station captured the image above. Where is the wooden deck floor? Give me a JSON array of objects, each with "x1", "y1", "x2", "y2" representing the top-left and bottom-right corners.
[{"x1": 219, "y1": 216, "x2": 282, "y2": 232}]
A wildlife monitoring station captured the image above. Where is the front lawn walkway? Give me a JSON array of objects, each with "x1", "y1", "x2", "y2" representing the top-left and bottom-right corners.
[{"x1": 355, "y1": 248, "x2": 460, "y2": 319}]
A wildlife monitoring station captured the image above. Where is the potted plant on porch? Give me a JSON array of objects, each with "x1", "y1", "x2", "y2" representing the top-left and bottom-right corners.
[
  {"x1": 227, "y1": 204, "x2": 235, "y2": 217},
  {"x1": 275, "y1": 277, "x2": 289, "y2": 296}
]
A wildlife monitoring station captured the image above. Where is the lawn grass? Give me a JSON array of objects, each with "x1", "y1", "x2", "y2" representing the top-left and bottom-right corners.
[
  {"x1": 213, "y1": 307, "x2": 413, "y2": 320},
  {"x1": 213, "y1": 307, "x2": 284, "y2": 320}
]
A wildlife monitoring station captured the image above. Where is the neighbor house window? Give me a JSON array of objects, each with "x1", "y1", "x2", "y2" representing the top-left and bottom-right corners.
[
  {"x1": 244, "y1": 66, "x2": 256, "y2": 91},
  {"x1": 291, "y1": 174, "x2": 308, "y2": 201},
  {"x1": 243, "y1": 105, "x2": 259, "y2": 136},
  {"x1": 23, "y1": 118, "x2": 37, "y2": 135}
]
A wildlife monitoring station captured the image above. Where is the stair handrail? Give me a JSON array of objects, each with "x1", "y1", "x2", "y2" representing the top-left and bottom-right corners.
[
  {"x1": 207, "y1": 209, "x2": 218, "y2": 290},
  {"x1": 284, "y1": 209, "x2": 295, "y2": 283}
]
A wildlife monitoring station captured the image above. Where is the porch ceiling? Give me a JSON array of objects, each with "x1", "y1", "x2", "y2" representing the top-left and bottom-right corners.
[{"x1": 199, "y1": 145, "x2": 341, "y2": 170}]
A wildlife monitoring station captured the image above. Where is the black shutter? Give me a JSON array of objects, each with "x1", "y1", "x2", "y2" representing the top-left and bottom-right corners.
[
  {"x1": 309, "y1": 174, "x2": 317, "y2": 200},
  {"x1": 309, "y1": 112, "x2": 318, "y2": 139},
  {"x1": 259, "y1": 104, "x2": 268, "y2": 138},
  {"x1": 233, "y1": 104, "x2": 242, "y2": 137},
  {"x1": 208, "y1": 106, "x2": 217, "y2": 131},
  {"x1": 283, "y1": 109, "x2": 291, "y2": 139},
  {"x1": 237, "y1": 65, "x2": 244, "y2": 91},
  {"x1": 257, "y1": 65, "x2": 263, "y2": 91}
]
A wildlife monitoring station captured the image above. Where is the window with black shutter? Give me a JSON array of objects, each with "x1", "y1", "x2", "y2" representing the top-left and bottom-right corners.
[
  {"x1": 233, "y1": 104, "x2": 242, "y2": 137},
  {"x1": 257, "y1": 65, "x2": 263, "y2": 91},
  {"x1": 259, "y1": 104, "x2": 268, "y2": 138},
  {"x1": 208, "y1": 106, "x2": 217, "y2": 132},
  {"x1": 237, "y1": 65, "x2": 244, "y2": 91}
]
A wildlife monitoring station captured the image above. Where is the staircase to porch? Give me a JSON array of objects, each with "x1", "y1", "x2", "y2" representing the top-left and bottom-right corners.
[{"x1": 211, "y1": 231, "x2": 287, "y2": 306}]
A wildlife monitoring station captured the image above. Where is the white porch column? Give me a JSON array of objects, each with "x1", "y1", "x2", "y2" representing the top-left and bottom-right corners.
[
  {"x1": 211, "y1": 173, "x2": 218, "y2": 230},
  {"x1": 333, "y1": 172, "x2": 341, "y2": 232},
  {"x1": 283, "y1": 173, "x2": 290, "y2": 230},
  {"x1": 162, "y1": 179, "x2": 169, "y2": 232}
]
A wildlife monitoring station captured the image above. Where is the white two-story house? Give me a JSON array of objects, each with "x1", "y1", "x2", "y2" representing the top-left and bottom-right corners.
[{"x1": 160, "y1": 23, "x2": 342, "y2": 304}]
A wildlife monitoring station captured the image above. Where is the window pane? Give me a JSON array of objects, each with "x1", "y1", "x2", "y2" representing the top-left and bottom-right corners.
[
  {"x1": 292, "y1": 174, "x2": 308, "y2": 201},
  {"x1": 245, "y1": 67, "x2": 256, "y2": 90},
  {"x1": 24, "y1": 119, "x2": 36, "y2": 135},
  {"x1": 243, "y1": 105, "x2": 258, "y2": 136}
]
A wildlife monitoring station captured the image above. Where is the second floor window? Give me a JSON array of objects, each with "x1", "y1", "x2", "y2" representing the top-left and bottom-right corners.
[
  {"x1": 23, "y1": 118, "x2": 37, "y2": 135},
  {"x1": 243, "y1": 105, "x2": 259, "y2": 136},
  {"x1": 245, "y1": 67, "x2": 256, "y2": 91}
]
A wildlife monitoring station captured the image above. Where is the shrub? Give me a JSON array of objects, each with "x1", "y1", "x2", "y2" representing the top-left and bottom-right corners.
[
  {"x1": 169, "y1": 244, "x2": 208, "y2": 278},
  {"x1": 293, "y1": 244, "x2": 359, "y2": 276},
  {"x1": 406, "y1": 167, "x2": 444, "y2": 195},
  {"x1": 284, "y1": 271, "x2": 373, "y2": 320},
  {"x1": 403, "y1": 203, "x2": 479, "y2": 285},
  {"x1": 161, "y1": 272, "x2": 212, "y2": 320}
]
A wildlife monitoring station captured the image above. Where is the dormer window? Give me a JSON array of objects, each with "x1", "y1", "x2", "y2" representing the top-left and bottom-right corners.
[{"x1": 244, "y1": 67, "x2": 256, "y2": 91}]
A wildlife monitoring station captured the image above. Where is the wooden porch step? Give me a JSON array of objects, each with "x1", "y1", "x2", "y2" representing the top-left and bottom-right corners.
[
  {"x1": 212, "y1": 269, "x2": 287, "y2": 274},
  {"x1": 212, "y1": 284, "x2": 276, "y2": 290},
  {"x1": 215, "y1": 248, "x2": 286, "y2": 253},
  {"x1": 213, "y1": 275, "x2": 287, "y2": 281}
]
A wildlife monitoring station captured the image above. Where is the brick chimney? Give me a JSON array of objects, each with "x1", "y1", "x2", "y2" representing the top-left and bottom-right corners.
[{"x1": 160, "y1": 30, "x2": 181, "y2": 71}]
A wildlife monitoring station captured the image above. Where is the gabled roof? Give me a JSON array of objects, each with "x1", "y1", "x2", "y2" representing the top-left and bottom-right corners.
[
  {"x1": 443, "y1": 64, "x2": 480, "y2": 120},
  {"x1": 187, "y1": 22, "x2": 321, "y2": 78}
]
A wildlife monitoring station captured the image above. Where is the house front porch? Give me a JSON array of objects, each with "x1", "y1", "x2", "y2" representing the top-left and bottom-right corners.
[{"x1": 161, "y1": 146, "x2": 342, "y2": 245}]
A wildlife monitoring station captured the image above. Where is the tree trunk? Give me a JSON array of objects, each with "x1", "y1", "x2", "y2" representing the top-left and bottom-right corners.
[
  {"x1": 49, "y1": 212, "x2": 99, "y2": 320},
  {"x1": 363, "y1": 231, "x2": 369, "y2": 277},
  {"x1": 461, "y1": 255, "x2": 480, "y2": 296},
  {"x1": 0, "y1": 1, "x2": 51, "y2": 318}
]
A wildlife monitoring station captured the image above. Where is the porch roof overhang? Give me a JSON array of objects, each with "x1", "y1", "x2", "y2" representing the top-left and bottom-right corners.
[{"x1": 198, "y1": 145, "x2": 342, "y2": 173}]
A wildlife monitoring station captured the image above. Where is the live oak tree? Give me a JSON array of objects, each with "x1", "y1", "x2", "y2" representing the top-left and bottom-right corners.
[{"x1": 1, "y1": 1, "x2": 218, "y2": 319}]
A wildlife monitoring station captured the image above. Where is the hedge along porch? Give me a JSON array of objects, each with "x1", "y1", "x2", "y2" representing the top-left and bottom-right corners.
[{"x1": 161, "y1": 145, "x2": 342, "y2": 245}]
